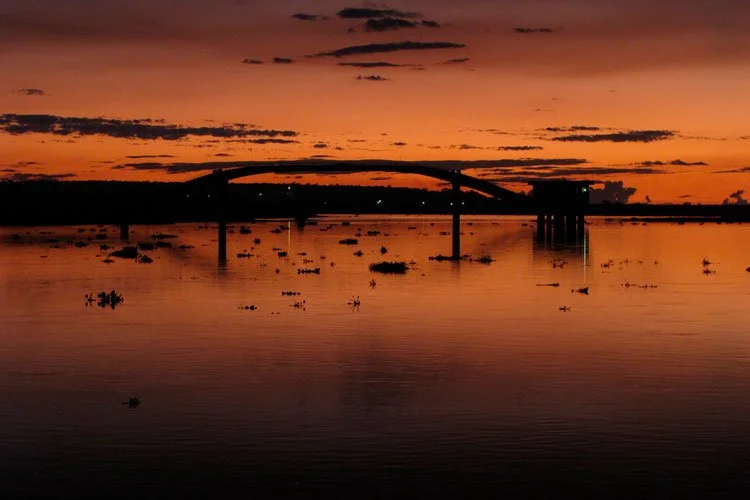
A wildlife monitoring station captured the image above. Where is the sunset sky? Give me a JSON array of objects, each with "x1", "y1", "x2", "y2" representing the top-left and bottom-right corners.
[{"x1": 1, "y1": 0, "x2": 749, "y2": 203}]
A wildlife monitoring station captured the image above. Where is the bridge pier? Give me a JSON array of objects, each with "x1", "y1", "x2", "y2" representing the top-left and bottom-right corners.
[
  {"x1": 452, "y1": 180, "x2": 461, "y2": 259},
  {"x1": 216, "y1": 179, "x2": 228, "y2": 262}
]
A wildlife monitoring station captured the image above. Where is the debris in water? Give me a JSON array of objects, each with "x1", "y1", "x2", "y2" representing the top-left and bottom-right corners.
[
  {"x1": 339, "y1": 238, "x2": 358, "y2": 245},
  {"x1": 123, "y1": 397, "x2": 141, "y2": 408},
  {"x1": 85, "y1": 290, "x2": 124, "y2": 309},
  {"x1": 297, "y1": 268, "x2": 320, "y2": 274},
  {"x1": 110, "y1": 246, "x2": 138, "y2": 259},
  {"x1": 369, "y1": 261, "x2": 408, "y2": 274},
  {"x1": 239, "y1": 305, "x2": 258, "y2": 310},
  {"x1": 559, "y1": 306, "x2": 572, "y2": 312},
  {"x1": 537, "y1": 283, "x2": 560, "y2": 287},
  {"x1": 572, "y1": 287, "x2": 589, "y2": 295}
]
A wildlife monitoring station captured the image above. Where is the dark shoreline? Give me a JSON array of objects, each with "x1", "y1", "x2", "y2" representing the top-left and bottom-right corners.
[{"x1": 1, "y1": 180, "x2": 748, "y2": 226}]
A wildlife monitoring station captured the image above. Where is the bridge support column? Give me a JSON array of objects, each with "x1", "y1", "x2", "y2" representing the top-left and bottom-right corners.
[
  {"x1": 452, "y1": 180, "x2": 461, "y2": 260},
  {"x1": 216, "y1": 180, "x2": 228, "y2": 263},
  {"x1": 119, "y1": 223, "x2": 129, "y2": 241}
]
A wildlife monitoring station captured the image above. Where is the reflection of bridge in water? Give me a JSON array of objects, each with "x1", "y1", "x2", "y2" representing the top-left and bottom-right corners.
[{"x1": 119, "y1": 162, "x2": 592, "y2": 261}]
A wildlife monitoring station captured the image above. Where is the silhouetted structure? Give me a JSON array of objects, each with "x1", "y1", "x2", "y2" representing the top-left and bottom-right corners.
[
  {"x1": 189, "y1": 163, "x2": 531, "y2": 261},
  {"x1": 530, "y1": 180, "x2": 592, "y2": 243}
]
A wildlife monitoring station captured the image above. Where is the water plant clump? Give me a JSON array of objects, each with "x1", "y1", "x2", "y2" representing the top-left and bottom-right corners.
[
  {"x1": 339, "y1": 238, "x2": 358, "y2": 245},
  {"x1": 110, "y1": 246, "x2": 138, "y2": 259},
  {"x1": 369, "y1": 261, "x2": 408, "y2": 274},
  {"x1": 85, "y1": 290, "x2": 124, "y2": 309}
]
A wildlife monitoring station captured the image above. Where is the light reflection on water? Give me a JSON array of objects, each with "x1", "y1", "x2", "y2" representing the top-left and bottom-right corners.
[{"x1": 1, "y1": 216, "x2": 750, "y2": 498}]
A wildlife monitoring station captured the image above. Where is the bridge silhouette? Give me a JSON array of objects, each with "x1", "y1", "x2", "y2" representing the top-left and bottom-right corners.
[{"x1": 183, "y1": 161, "x2": 532, "y2": 261}]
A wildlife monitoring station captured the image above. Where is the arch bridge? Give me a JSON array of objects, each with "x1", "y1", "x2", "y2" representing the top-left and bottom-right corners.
[{"x1": 183, "y1": 161, "x2": 527, "y2": 261}]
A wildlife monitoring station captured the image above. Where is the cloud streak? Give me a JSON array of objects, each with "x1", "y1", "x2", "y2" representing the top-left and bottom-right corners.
[
  {"x1": 550, "y1": 130, "x2": 675, "y2": 143},
  {"x1": 313, "y1": 41, "x2": 465, "y2": 58},
  {"x1": 0, "y1": 114, "x2": 297, "y2": 140}
]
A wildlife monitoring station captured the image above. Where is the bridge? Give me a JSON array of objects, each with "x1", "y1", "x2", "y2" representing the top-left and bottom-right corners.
[{"x1": 181, "y1": 161, "x2": 530, "y2": 261}]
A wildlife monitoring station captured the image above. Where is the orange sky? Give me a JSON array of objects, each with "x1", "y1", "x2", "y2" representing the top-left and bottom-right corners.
[{"x1": 1, "y1": 0, "x2": 749, "y2": 203}]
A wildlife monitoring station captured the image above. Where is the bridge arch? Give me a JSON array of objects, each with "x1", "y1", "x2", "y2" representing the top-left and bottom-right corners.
[{"x1": 186, "y1": 161, "x2": 525, "y2": 203}]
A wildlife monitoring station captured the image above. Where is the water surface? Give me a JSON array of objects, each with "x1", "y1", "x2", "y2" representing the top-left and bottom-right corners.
[{"x1": 2, "y1": 216, "x2": 750, "y2": 498}]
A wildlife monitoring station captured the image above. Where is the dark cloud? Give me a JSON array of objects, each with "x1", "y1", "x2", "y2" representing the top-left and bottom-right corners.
[
  {"x1": 723, "y1": 189, "x2": 748, "y2": 205},
  {"x1": 421, "y1": 20, "x2": 441, "y2": 28},
  {"x1": 0, "y1": 114, "x2": 297, "y2": 140},
  {"x1": 15, "y1": 88, "x2": 45, "y2": 96},
  {"x1": 242, "y1": 58, "x2": 264, "y2": 64},
  {"x1": 336, "y1": 8, "x2": 421, "y2": 20},
  {"x1": 638, "y1": 159, "x2": 707, "y2": 167},
  {"x1": 365, "y1": 18, "x2": 417, "y2": 32},
  {"x1": 291, "y1": 13, "x2": 329, "y2": 21},
  {"x1": 247, "y1": 138, "x2": 299, "y2": 144},
  {"x1": 589, "y1": 181, "x2": 637, "y2": 204},
  {"x1": 544, "y1": 126, "x2": 602, "y2": 132},
  {"x1": 338, "y1": 61, "x2": 417, "y2": 68},
  {"x1": 669, "y1": 159, "x2": 708, "y2": 166},
  {"x1": 441, "y1": 57, "x2": 470, "y2": 64},
  {"x1": 356, "y1": 75, "x2": 390, "y2": 81},
  {"x1": 2, "y1": 172, "x2": 76, "y2": 181},
  {"x1": 715, "y1": 166, "x2": 750, "y2": 173},
  {"x1": 125, "y1": 154, "x2": 175, "y2": 159},
  {"x1": 313, "y1": 41, "x2": 465, "y2": 58},
  {"x1": 272, "y1": 57, "x2": 294, "y2": 64},
  {"x1": 551, "y1": 130, "x2": 675, "y2": 143},
  {"x1": 514, "y1": 28, "x2": 556, "y2": 34},
  {"x1": 498, "y1": 145, "x2": 543, "y2": 151}
]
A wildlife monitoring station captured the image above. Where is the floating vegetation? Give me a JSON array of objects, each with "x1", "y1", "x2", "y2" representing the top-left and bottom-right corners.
[
  {"x1": 239, "y1": 305, "x2": 258, "y2": 310},
  {"x1": 703, "y1": 268, "x2": 717, "y2": 275},
  {"x1": 110, "y1": 246, "x2": 138, "y2": 259},
  {"x1": 407, "y1": 226, "x2": 417, "y2": 230},
  {"x1": 179, "y1": 244, "x2": 195, "y2": 249},
  {"x1": 237, "y1": 252, "x2": 254, "y2": 258},
  {"x1": 429, "y1": 254, "x2": 461, "y2": 262},
  {"x1": 291, "y1": 300, "x2": 306, "y2": 310},
  {"x1": 369, "y1": 279, "x2": 377, "y2": 288},
  {"x1": 572, "y1": 287, "x2": 589, "y2": 295},
  {"x1": 622, "y1": 282, "x2": 658, "y2": 289},
  {"x1": 537, "y1": 283, "x2": 561, "y2": 287},
  {"x1": 136, "y1": 254, "x2": 153, "y2": 264},
  {"x1": 552, "y1": 259, "x2": 568, "y2": 269},
  {"x1": 302, "y1": 258, "x2": 314, "y2": 264},
  {"x1": 239, "y1": 226, "x2": 252, "y2": 234},
  {"x1": 439, "y1": 231, "x2": 450, "y2": 236},
  {"x1": 99, "y1": 244, "x2": 112, "y2": 251},
  {"x1": 85, "y1": 290, "x2": 124, "y2": 309},
  {"x1": 102, "y1": 258, "x2": 114, "y2": 264},
  {"x1": 277, "y1": 251, "x2": 288, "y2": 257},
  {"x1": 353, "y1": 250, "x2": 364, "y2": 257},
  {"x1": 254, "y1": 237, "x2": 261, "y2": 245},
  {"x1": 702, "y1": 258, "x2": 712, "y2": 267},
  {"x1": 746, "y1": 267, "x2": 750, "y2": 272},
  {"x1": 297, "y1": 252, "x2": 308, "y2": 256},
  {"x1": 297, "y1": 268, "x2": 320, "y2": 274},
  {"x1": 348, "y1": 296, "x2": 361, "y2": 307},
  {"x1": 339, "y1": 238, "x2": 358, "y2": 245},
  {"x1": 367, "y1": 230, "x2": 381, "y2": 236},
  {"x1": 74, "y1": 241, "x2": 89, "y2": 248},
  {"x1": 559, "y1": 306, "x2": 572, "y2": 312},
  {"x1": 271, "y1": 228, "x2": 283, "y2": 234},
  {"x1": 155, "y1": 241, "x2": 172, "y2": 248},
  {"x1": 95, "y1": 233, "x2": 107, "y2": 240},
  {"x1": 380, "y1": 246, "x2": 388, "y2": 255},
  {"x1": 281, "y1": 291, "x2": 301, "y2": 296},
  {"x1": 151, "y1": 233, "x2": 177, "y2": 239},
  {"x1": 600, "y1": 260, "x2": 614, "y2": 269},
  {"x1": 472, "y1": 255, "x2": 494, "y2": 264},
  {"x1": 137, "y1": 242, "x2": 155, "y2": 251},
  {"x1": 123, "y1": 397, "x2": 141, "y2": 408},
  {"x1": 341, "y1": 221, "x2": 351, "y2": 226},
  {"x1": 369, "y1": 261, "x2": 408, "y2": 274}
]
